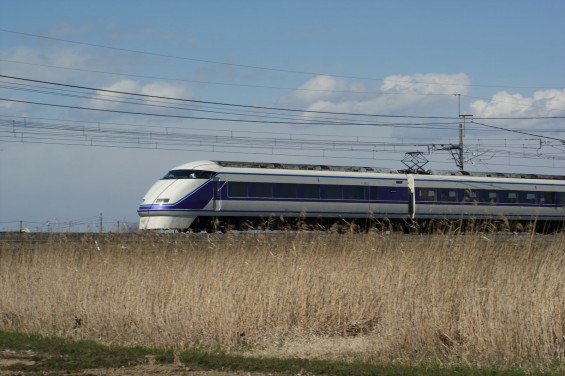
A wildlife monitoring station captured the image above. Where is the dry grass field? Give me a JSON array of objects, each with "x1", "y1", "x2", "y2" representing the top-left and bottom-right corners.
[{"x1": 1, "y1": 230, "x2": 564, "y2": 372}]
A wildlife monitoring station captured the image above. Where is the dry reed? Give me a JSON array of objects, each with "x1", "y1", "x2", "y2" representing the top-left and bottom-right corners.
[{"x1": 0, "y1": 231, "x2": 564, "y2": 371}]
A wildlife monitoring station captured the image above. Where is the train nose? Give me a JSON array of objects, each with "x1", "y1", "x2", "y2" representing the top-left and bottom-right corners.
[
  {"x1": 137, "y1": 177, "x2": 211, "y2": 231},
  {"x1": 139, "y1": 180, "x2": 177, "y2": 208}
]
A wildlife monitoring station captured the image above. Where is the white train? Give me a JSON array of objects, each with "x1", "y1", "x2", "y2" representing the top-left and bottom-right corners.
[{"x1": 138, "y1": 160, "x2": 565, "y2": 232}]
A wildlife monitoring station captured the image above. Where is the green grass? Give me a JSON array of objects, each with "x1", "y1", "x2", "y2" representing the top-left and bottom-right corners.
[
  {"x1": 0, "y1": 330, "x2": 561, "y2": 375},
  {"x1": 0, "y1": 330, "x2": 171, "y2": 372}
]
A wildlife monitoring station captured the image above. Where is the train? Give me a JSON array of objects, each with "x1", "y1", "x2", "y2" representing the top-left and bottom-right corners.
[{"x1": 138, "y1": 160, "x2": 565, "y2": 232}]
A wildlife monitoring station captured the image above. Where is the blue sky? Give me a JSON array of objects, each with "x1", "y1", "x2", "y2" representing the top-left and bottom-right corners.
[{"x1": 1, "y1": 0, "x2": 564, "y2": 231}]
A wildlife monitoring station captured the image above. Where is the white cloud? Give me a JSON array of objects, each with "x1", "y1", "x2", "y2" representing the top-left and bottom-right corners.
[
  {"x1": 380, "y1": 73, "x2": 470, "y2": 95},
  {"x1": 470, "y1": 89, "x2": 565, "y2": 117},
  {"x1": 140, "y1": 82, "x2": 194, "y2": 100},
  {"x1": 86, "y1": 80, "x2": 195, "y2": 113},
  {"x1": 88, "y1": 79, "x2": 141, "y2": 109},
  {"x1": 0, "y1": 44, "x2": 196, "y2": 124},
  {"x1": 280, "y1": 75, "x2": 366, "y2": 105},
  {"x1": 276, "y1": 73, "x2": 564, "y2": 153},
  {"x1": 0, "y1": 46, "x2": 102, "y2": 76},
  {"x1": 279, "y1": 73, "x2": 469, "y2": 119}
]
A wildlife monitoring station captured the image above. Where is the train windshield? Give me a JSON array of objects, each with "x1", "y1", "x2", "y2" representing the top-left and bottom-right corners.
[{"x1": 161, "y1": 170, "x2": 215, "y2": 180}]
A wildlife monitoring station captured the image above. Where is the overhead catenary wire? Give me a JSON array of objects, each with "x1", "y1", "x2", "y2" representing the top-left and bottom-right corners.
[
  {"x1": 0, "y1": 74, "x2": 467, "y2": 119},
  {"x1": 1, "y1": 97, "x2": 465, "y2": 128},
  {"x1": 3, "y1": 59, "x2": 564, "y2": 117},
  {"x1": 1, "y1": 75, "x2": 564, "y2": 139},
  {"x1": 0, "y1": 80, "x2": 462, "y2": 127},
  {"x1": 0, "y1": 59, "x2": 453, "y2": 97},
  {"x1": 0, "y1": 118, "x2": 463, "y2": 150},
  {"x1": 2, "y1": 80, "x2": 561, "y2": 132},
  {"x1": 4, "y1": 96, "x2": 563, "y2": 142},
  {"x1": 3, "y1": 74, "x2": 564, "y2": 123},
  {"x1": 3, "y1": 28, "x2": 564, "y2": 129},
  {"x1": 2, "y1": 118, "x2": 563, "y2": 166},
  {"x1": 3, "y1": 114, "x2": 561, "y2": 145},
  {"x1": 471, "y1": 120, "x2": 565, "y2": 143},
  {"x1": 1, "y1": 75, "x2": 563, "y2": 171}
]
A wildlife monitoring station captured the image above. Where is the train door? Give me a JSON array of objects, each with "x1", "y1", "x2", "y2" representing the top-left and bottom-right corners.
[
  {"x1": 406, "y1": 174, "x2": 415, "y2": 219},
  {"x1": 213, "y1": 177, "x2": 222, "y2": 211}
]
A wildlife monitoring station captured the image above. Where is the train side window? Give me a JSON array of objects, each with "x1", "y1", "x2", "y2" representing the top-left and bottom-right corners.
[
  {"x1": 524, "y1": 192, "x2": 537, "y2": 204},
  {"x1": 501, "y1": 191, "x2": 519, "y2": 204},
  {"x1": 418, "y1": 188, "x2": 436, "y2": 202},
  {"x1": 481, "y1": 191, "x2": 497, "y2": 204},
  {"x1": 277, "y1": 183, "x2": 297, "y2": 198},
  {"x1": 559, "y1": 192, "x2": 565, "y2": 206},
  {"x1": 369, "y1": 186, "x2": 379, "y2": 200},
  {"x1": 252, "y1": 183, "x2": 272, "y2": 198},
  {"x1": 539, "y1": 192, "x2": 556, "y2": 205},
  {"x1": 324, "y1": 185, "x2": 343, "y2": 200},
  {"x1": 463, "y1": 189, "x2": 478, "y2": 202},
  {"x1": 347, "y1": 185, "x2": 365, "y2": 200},
  {"x1": 228, "y1": 182, "x2": 248, "y2": 198},
  {"x1": 302, "y1": 184, "x2": 320, "y2": 199},
  {"x1": 439, "y1": 189, "x2": 458, "y2": 202}
]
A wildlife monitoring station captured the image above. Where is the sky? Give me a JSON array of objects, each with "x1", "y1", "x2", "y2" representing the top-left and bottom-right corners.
[{"x1": 1, "y1": 0, "x2": 564, "y2": 231}]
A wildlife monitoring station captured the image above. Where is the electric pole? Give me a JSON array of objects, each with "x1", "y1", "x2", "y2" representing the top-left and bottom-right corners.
[{"x1": 453, "y1": 94, "x2": 472, "y2": 172}]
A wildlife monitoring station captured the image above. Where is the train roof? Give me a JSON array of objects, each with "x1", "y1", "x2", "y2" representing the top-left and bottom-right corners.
[
  {"x1": 215, "y1": 160, "x2": 397, "y2": 174},
  {"x1": 213, "y1": 160, "x2": 565, "y2": 181}
]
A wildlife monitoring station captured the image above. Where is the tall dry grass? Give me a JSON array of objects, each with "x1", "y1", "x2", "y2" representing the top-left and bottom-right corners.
[{"x1": 1, "y1": 231, "x2": 564, "y2": 370}]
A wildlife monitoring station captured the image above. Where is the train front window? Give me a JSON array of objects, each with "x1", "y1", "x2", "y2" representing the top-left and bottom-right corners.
[{"x1": 161, "y1": 170, "x2": 215, "y2": 179}]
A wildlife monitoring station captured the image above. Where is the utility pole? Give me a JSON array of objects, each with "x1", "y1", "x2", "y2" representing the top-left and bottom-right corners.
[
  {"x1": 458, "y1": 114, "x2": 473, "y2": 172},
  {"x1": 458, "y1": 120, "x2": 464, "y2": 171},
  {"x1": 453, "y1": 94, "x2": 472, "y2": 172},
  {"x1": 99, "y1": 213, "x2": 103, "y2": 233}
]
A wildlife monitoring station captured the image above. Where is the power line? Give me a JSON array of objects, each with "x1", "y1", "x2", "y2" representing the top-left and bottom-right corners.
[
  {"x1": 1, "y1": 75, "x2": 564, "y2": 168},
  {"x1": 4, "y1": 114, "x2": 556, "y2": 146},
  {"x1": 471, "y1": 120, "x2": 565, "y2": 143},
  {"x1": 3, "y1": 74, "x2": 565, "y2": 125},
  {"x1": 0, "y1": 118, "x2": 460, "y2": 150},
  {"x1": 0, "y1": 80, "x2": 463, "y2": 126},
  {"x1": 2, "y1": 80, "x2": 559, "y2": 137},
  {"x1": 0, "y1": 97, "x2": 463, "y2": 128},
  {"x1": 6, "y1": 96, "x2": 554, "y2": 138},
  {"x1": 0, "y1": 83, "x2": 565, "y2": 143},
  {"x1": 4, "y1": 60, "x2": 564, "y2": 116},
  {"x1": 2, "y1": 75, "x2": 564, "y2": 143},
  {"x1": 0, "y1": 59, "x2": 446, "y2": 97},
  {"x1": 3, "y1": 118, "x2": 563, "y2": 166},
  {"x1": 0, "y1": 74, "x2": 461, "y2": 119},
  {"x1": 463, "y1": 94, "x2": 565, "y2": 115},
  {"x1": 1, "y1": 28, "x2": 558, "y2": 90}
]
